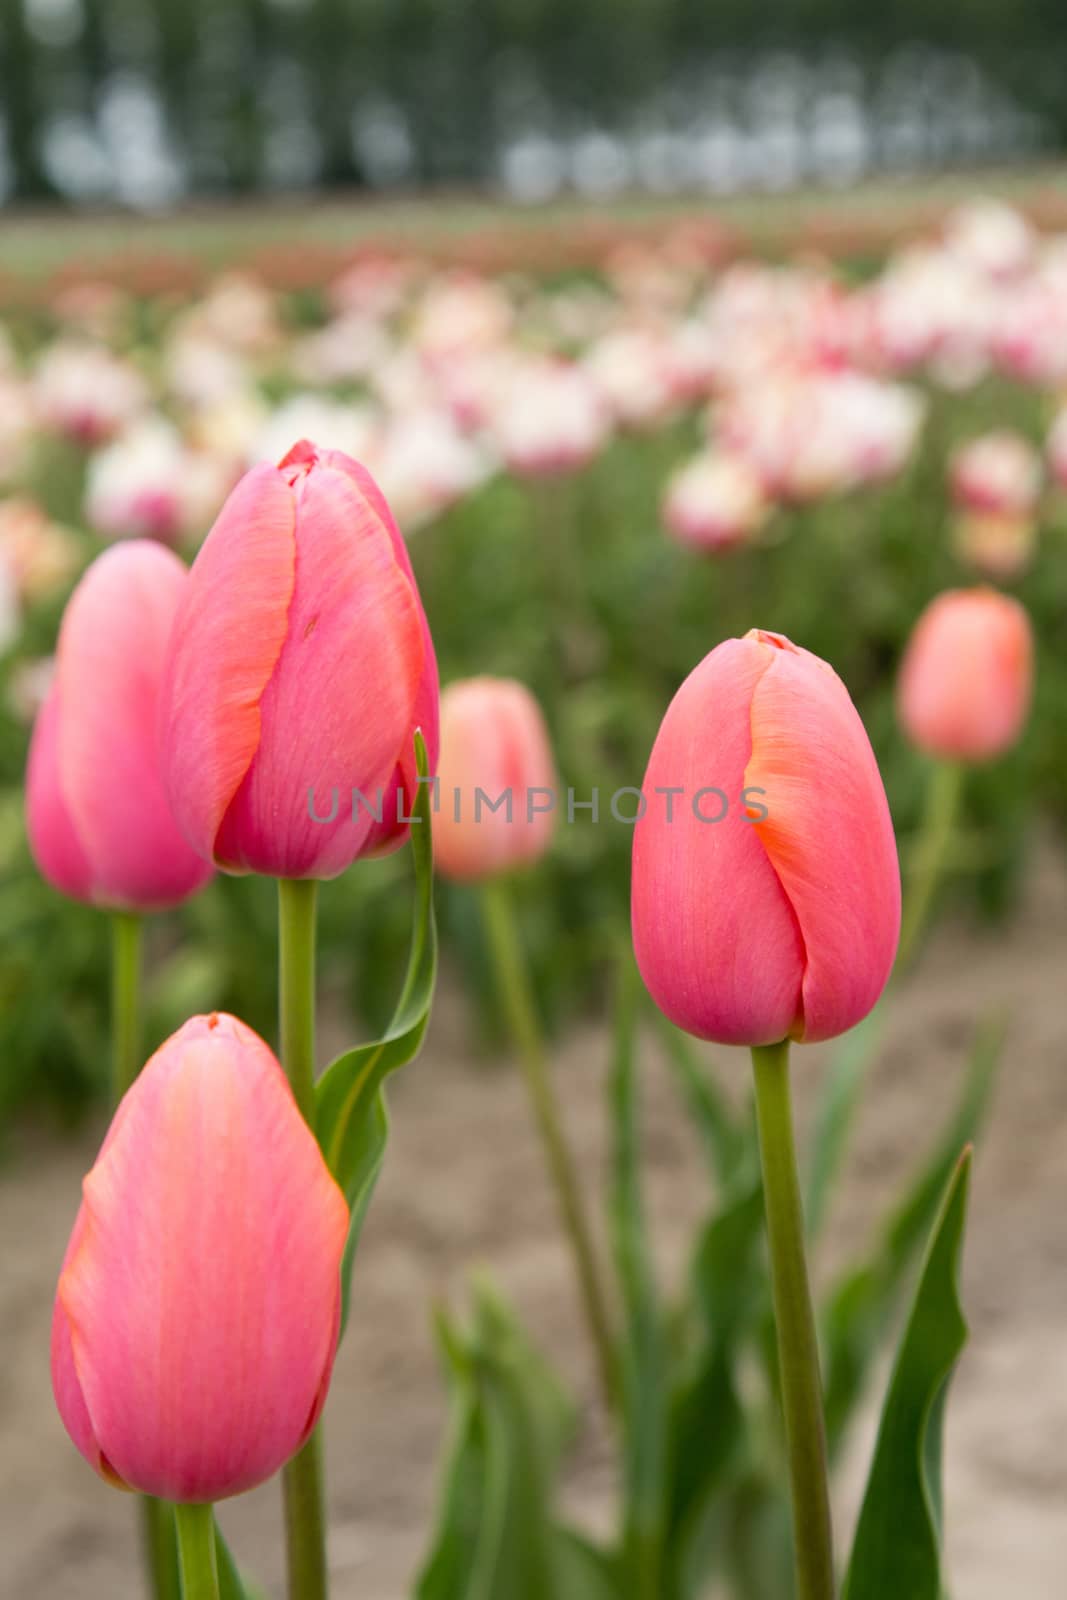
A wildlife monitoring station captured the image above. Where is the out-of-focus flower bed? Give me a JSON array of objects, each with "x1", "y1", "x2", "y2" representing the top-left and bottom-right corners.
[{"x1": 1, "y1": 196, "x2": 1064, "y2": 1119}]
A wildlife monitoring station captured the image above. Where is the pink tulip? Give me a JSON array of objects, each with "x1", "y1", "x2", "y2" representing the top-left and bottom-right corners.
[
  {"x1": 632, "y1": 630, "x2": 900, "y2": 1047},
  {"x1": 949, "y1": 430, "x2": 1041, "y2": 518},
  {"x1": 434, "y1": 678, "x2": 557, "y2": 881},
  {"x1": 25, "y1": 542, "x2": 214, "y2": 911},
  {"x1": 662, "y1": 449, "x2": 766, "y2": 552},
  {"x1": 160, "y1": 439, "x2": 439, "y2": 879},
  {"x1": 897, "y1": 588, "x2": 1033, "y2": 762},
  {"x1": 52, "y1": 1012, "x2": 348, "y2": 1503}
]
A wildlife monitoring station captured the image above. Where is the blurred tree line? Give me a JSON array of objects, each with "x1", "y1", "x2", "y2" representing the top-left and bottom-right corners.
[{"x1": 0, "y1": 0, "x2": 1065, "y2": 201}]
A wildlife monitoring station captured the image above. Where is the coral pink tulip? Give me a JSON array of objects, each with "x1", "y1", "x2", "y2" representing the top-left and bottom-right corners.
[
  {"x1": 160, "y1": 439, "x2": 439, "y2": 879},
  {"x1": 434, "y1": 678, "x2": 557, "y2": 881},
  {"x1": 632, "y1": 630, "x2": 900, "y2": 1047},
  {"x1": 25, "y1": 542, "x2": 214, "y2": 911},
  {"x1": 52, "y1": 1012, "x2": 348, "y2": 1503},
  {"x1": 897, "y1": 588, "x2": 1033, "y2": 762}
]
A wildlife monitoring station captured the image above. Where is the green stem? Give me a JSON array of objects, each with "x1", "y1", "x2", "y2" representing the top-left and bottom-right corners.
[
  {"x1": 481, "y1": 878, "x2": 619, "y2": 1410},
  {"x1": 174, "y1": 1504, "x2": 219, "y2": 1600},
  {"x1": 110, "y1": 912, "x2": 143, "y2": 1102},
  {"x1": 142, "y1": 1500, "x2": 181, "y2": 1600},
  {"x1": 897, "y1": 760, "x2": 963, "y2": 973},
  {"x1": 110, "y1": 912, "x2": 181, "y2": 1600},
  {"x1": 751, "y1": 1040, "x2": 834, "y2": 1600},
  {"x1": 277, "y1": 877, "x2": 329, "y2": 1600},
  {"x1": 278, "y1": 877, "x2": 319, "y2": 1126}
]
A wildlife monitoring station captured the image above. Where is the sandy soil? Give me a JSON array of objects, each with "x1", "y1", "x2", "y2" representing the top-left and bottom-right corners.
[{"x1": 2, "y1": 846, "x2": 1066, "y2": 1599}]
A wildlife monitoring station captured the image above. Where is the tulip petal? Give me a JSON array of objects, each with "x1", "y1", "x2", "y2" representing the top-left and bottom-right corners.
[
  {"x1": 25, "y1": 689, "x2": 94, "y2": 903},
  {"x1": 160, "y1": 466, "x2": 296, "y2": 868},
  {"x1": 50, "y1": 543, "x2": 214, "y2": 909},
  {"x1": 632, "y1": 637, "x2": 805, "y2": 1046},
  {"x1": 434, "y1": 677, "x2": 557, "y2": 880},
  {"x1": 303, "y1": 445, "x2": 442, "y2": 857},
  {"x1": 56, "y1": 1014, "x2": 348, "y2": 1502},
  {"x1": 215, "y1": 459, "x2": 424, "y2": 877},
  {"x1": 745, "y1": 635, "x2": 901, "y2": 1042}
]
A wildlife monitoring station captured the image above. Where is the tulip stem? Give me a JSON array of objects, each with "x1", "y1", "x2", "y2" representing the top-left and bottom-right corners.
[
  {"x1": 751, "y1": 1039, "x2": 834, "y2": 1600},
  {"x1": 481, "y1": 877, "x2": 619, "y2": 1411},
  {"x1": 174, "y1": 1504, "x2": 219, "y2": 1600},
  {"x1": 110, "y1": 911, "x2": 182, "y2": 1600},
  {"x1": 897, "y1": 759, "x2": 963, "y2": 973},
  {"x1": 110, "y1": 911, "x2": 143, "y2": 1102},
  {"x1": 278, "y1": 878, "x2": 319, "y2": 1125},
  {"x1": 277, "y1": 876, "x2": 329, "y2": 1600}
]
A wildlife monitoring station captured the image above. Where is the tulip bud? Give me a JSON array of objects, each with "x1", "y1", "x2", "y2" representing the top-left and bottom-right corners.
[
  {"x1": 434, "y1": 677, "x2": 557, "y2": 881},
  {"x1": 159, "y1": 439, "x2": 439, "y2": 879},
  {"x1": 25, "y1": 542, "x2": 214, "y2": 912},
  {"x1": 632, "y1": 630, "x2": 900, "y2": 1046},
  {"x1": 897, "y1": 588, "x2": 1033, "y2": 762},
  {"x1": 52, "y1": 1012, "x2": 348, "y2": 1503}
]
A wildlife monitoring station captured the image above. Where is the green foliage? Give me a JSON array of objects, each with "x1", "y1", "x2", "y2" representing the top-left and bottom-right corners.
[
  {"x1": 415, "y1": 1281, "x2": 581, "y2": 1600},
  {"x1": 315, "y1": 732, "x2": 437, "y2": 1329},
  {"x1": 821, "y1": 1014, "x2": 1001, "y2": 1455},
  {"x1": 608, "y1": 957, "x2": 668, "y2": 1600},
  {"x1": 843, "y1": 1151, "x2": 973, "y2": 1600},
  {"x1": 414, "y1": 978, "x2": 999, "y2": 1600}
]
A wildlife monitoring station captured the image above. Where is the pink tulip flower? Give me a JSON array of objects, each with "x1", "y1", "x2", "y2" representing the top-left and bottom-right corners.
[
  {"x1": 949, "y1": 430, "x2": 1042, "y2": 519},
  {"x1": 52, "y1": 1012, "x2": 348, "y2": 1503},
  {"x1": 632, "y1": 630, "x2": 900, "y2": 1047},
  {"x1": 25, "y1": 542, "x2": 214, "y2": 911},
  {"x1": 897, "y1": 588, "x2": 1033, "y2": 762},
  {"x1": 662, "y1": 449, "x2": 766, "y2": 552},
  {"x1": 434, "y1": 677, "x2": 557, "y2": 881},
  {"x1": 160, "y1": 440, "x2": 439, "y2": 879}
]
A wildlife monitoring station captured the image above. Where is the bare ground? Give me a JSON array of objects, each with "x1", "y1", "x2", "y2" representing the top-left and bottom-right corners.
[{"x1": 2, "y1": 845, "x2": 1066, "y2": 1599}]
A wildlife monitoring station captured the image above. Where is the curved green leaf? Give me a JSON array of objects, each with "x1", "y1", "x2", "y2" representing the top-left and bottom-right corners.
[
  {"x1": 610, "y1": 959, "x2": 667, "y2": 1600},
  {"x1": 665, "y1": 1165, "x2": 765, "y2": 1597},
  {"x1": 822, "y1": 1014, "x2": 1001, "y2": 1453},
  {"x1": 415, "y1": 1282, "x2": 577, "y2": 1600},
  {"x1": 315, "y1": 731, "x2": 437, "y2": 1326},
  {"x1": 843, "y1": 1149, "x2": 973, "y2": 1600}
]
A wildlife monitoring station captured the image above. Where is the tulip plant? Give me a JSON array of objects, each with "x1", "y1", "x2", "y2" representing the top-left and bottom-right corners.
[{"x1": 27, "y1": 435, "x2": 1021, "y2": 1600}]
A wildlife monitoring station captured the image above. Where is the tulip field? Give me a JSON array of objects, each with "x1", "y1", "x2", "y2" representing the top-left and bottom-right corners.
[{"x1": 1, "y1": 193, "x2": 1065, "y2": 1599}]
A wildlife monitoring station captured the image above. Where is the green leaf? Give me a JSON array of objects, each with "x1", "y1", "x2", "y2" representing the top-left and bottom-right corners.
[
  {"x1": 315, "y1": 731, "x2": 437, "y2": 1327},
  {"x1": 415, "y1": 1281, "x2": 578, "y2": 1600},
  {"x1": 664, "y1": 1164, "x2": 765, "y2": 1597},
  {"x1": 843, "y1": 1149, "x2": 973, "y2": 1600},
  {"x1": 821, "y1": 1015, "x2": 1001, "y2": 1454},
  {"x1": 214, "y1": 1526, "x2": 248, "y2": 1600},
  {"x1": 553, "y1": 1530, "x2": 624, "y2": 1600},
  {"x1": 609, "y1": 958, "x2": 668, "y2": 1600},
  {"x1": 804, "y1": 1009, "x2": 884, "y2": 1239},
  {"x1": 415, "y1": 1312, "x2": 487, "y2": 1600}
]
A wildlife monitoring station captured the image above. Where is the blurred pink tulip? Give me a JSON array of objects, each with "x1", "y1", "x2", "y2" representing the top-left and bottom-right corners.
[
  {"x1": 632, "y1": 630, "x2": 900, "y2": 1046},
  {"x1": 663, "y1": 450, "x2": 766, "y2": 552},
  {"x1": 34, "y1": 343, "x2": 147, "y2": 446},
  {"x1": 490, "y1": 359, "x2": 609, "y2": 478},
  {"x1": 897, "y1": 588, "x2": 1033, "y2": 762},
  {"x1": 25, "y1": 542, "x2": 213, "y2": 911},
  {"x1": 160, "y1": 439, "x2": 439, "y2": 878},
  {"x1": 949, "y1": 430, "x2": 1041, "y2": 518},
  {"x1": 52, "y1": 1012, "x2": 348, "y2": 1503},
  {"x1": 434, "y1": 678, "x2": 557, "y2": 881}
]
